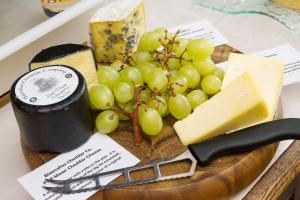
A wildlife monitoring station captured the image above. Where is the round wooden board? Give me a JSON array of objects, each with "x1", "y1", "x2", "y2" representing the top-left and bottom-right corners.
[{"x1": 21, "y1": 45, "x2": 281, "y2": 200}]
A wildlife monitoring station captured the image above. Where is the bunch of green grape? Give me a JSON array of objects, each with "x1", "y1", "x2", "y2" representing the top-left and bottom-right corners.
[{"x1": 89, "y1": 28, "x2": 224, "y2": 137}]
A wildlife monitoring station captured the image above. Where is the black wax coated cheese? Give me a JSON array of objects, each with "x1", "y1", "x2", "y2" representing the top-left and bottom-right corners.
[
  {"x1": 11, "y1": 65, "x2": 93, "y2": 153},
  {"x1": 30, "y1": 44, "x2": 90, "y2": 65}
]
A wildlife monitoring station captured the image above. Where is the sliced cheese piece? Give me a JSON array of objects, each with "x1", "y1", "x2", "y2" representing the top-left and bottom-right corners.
[
  {"x1": 174, "y1": 72, "x2": 268, "y2": 145},
  {"x1": 89, "y1": 0, "x2": 146, "y2": 63},
  {"x1": 222, "y1": 53, "x2": 283, "y2": 123},
  {"x1": 29, "y1": 44, "x2": 98, "y2": 87}
]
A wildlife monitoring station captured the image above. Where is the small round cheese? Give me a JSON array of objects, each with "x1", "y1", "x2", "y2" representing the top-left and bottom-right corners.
[{"x1": 11, "y1": 65, "x2": 93, "y2": 153}]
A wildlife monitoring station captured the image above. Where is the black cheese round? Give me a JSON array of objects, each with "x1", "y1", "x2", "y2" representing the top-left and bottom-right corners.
[{"x1": 11, "y1": 65, "x2": 92, "y2": 153}]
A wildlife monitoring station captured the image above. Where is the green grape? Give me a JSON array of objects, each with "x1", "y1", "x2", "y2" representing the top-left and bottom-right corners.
[
  {"x1": 120, "y1": 67, "x2": 144, "y2": 86},
  {"x1": 214, "y1": 67, "x2": 225, "y2": 81},
  {"x1": 132, "y1": 51, "x2": 152, "y2": 64},
  {"x1": 181, "y1": 52, "x2": 194, "y2": 65},
  {"x1": 148, "y1": 68, "x2": 168, "y2": 91},
  {"x1": 168, "y1": 70, "x2": 178, "y2": 78},
  {"x1": 192, "y1": 58, "x2": 216, "y2": 76},
  {"x1": 148, "y1": 96, "x2": 168, "y2": 116},
  {"x1": 139, "y1": 107, "x2": 163, "y2": 135},
  {"x1": 153, "y1": 27, "x2": 166, "y2": 40},
  {"x1": 138, "y1": 105, "x2": 147, "y2": 119},
  {"x1": 113, "y1": 82, "x2": 134, "y2": 103},
  {"x1": 138, "y1": 88, "x2": 152, "y2": 103},
  {"x1": 178, "y1": 65, "x2": 201, "y2": 89},
  {"x1": 168, "y1": 94, "x2": 191, "y2": 119},
  {"x1": 187, "y1": 89, "x2": 208, "y2": 110},
  {"x1": 136, "y1": 62, "x2": 156, "y2": 83},
  {"x1": 89, "y1": 84, "x2": 114, "y2": 110},
  {"x1": 201, "y1": 75, "x2": 222, "y2": 95},
  {"x1": 153, "y1": 27, "x2": 176, "y2": 45},
  {"x1": 97, "y1": 66, "x2": 120, "y2": 90},
  {"x1": 172, "y1": 38, "x2": 189, "y2": 56},
  {"x1": 160, "y1": 95, "x2": 170, "y2": 117},
  {"x1": 161, "y1": 95, "x2": 170, "y2": 103},
  {"x1": 88, "y1": 84, "x2": 98, "y2": 110},
  {"x1": 186, "y1": 39, "x2": 214, "y2": 60},
  {"x1": 137, "y1": 31, "x2": 161, "y2": 52},
  {"x1": 110, "y1": 60, "x2": 127, "y2": 72},
  {"x1": 116, "y1": 101, "x2": 133, "y2": 120},
  {"x1": 170, "y1": 74, "x2": 188, "y2": 94},
  {"x1": 95, "y1": 110, "x2": 119, "y2": 134},
  {"x1": 167, "y1": 58, "x2": 181, "y2": 70}
]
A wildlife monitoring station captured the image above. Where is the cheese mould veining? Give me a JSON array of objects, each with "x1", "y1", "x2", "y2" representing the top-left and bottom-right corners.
[
  {"x1": 174, "y1": 54, "x2": 283, "y2": 145},
  {"x1": 89, "y1": 0, "x2": 146, "y2": 63}
]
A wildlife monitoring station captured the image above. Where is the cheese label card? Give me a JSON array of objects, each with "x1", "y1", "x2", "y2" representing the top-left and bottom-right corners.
[
  {"x1": 169, "y1": 20, "x2": 229, "y2": 46},
  {"x1": 217, "y1": 43, "x2": 300, "y2": 86},
  {"x1": 18, "y1": 134, "x2": 140, "y2": 200},
  {"x1": 254, "y1": 43, "x2": 300, "y2": 86}
]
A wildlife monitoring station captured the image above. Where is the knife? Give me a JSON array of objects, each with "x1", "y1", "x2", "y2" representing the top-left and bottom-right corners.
[{"x1": 44, "y1": 118, "x2": 300, "y2": 194}]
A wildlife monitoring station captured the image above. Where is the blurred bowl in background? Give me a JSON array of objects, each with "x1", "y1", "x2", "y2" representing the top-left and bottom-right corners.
[{"x1": 41, "y1": 0, "x2": 80, "y2": 17}]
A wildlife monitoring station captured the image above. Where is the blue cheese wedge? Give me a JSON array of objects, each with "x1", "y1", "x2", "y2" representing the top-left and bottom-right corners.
[{"x1": 89, "y1": 0, "x2": 146, "y2": 63}]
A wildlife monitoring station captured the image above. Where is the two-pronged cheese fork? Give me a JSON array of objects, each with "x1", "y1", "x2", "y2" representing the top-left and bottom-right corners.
[{"x1": 44, "y1": 118, "x2": 300, "y2": 194}]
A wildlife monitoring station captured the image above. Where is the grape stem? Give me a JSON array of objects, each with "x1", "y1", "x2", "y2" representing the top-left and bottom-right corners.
[
  {"x1": 113, "y1": 103, "x2": 131, "y2": 118},
  {"x1": 131, "y1": 86, "x2": 143, "y2": 145}
]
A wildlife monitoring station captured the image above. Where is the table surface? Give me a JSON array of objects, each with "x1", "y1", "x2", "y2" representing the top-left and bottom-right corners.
[
  {"x1": 1, "y1": 0, "x2": 300, "y2": 199},
  {"x1": 0, "y1": 0, "x2": 48, "y2": 46}
]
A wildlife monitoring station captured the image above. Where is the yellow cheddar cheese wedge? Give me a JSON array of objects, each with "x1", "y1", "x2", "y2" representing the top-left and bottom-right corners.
[
  {"x1": 30, "y1": 44, "x2": 99, "y2": 87},
  {"x1": 222, "y1": 53, "x2": 283, "y2": 123},
  {"x1": 174, "y1": 72, "x2": 268, "y2": 145}
]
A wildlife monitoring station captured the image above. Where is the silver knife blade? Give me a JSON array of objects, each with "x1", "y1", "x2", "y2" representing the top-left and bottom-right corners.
[{"x1": 44, "y1": 149, "x2": 197, "y2": 194}]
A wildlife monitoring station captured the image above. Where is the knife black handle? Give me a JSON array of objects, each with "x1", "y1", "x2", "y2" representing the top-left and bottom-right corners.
[{"x1": 188, "y1": 118, "x2": 300, "y2": 166}]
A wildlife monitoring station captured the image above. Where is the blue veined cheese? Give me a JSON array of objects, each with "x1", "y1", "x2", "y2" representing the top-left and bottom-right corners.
[{"x1": 89, "y1": 0, "x2": 146, "y2": 63}]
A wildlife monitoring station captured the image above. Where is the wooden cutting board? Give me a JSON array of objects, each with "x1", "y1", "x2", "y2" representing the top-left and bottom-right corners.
[{"x1": 20, "y1": 44, "x2": 281, "y2": 200}]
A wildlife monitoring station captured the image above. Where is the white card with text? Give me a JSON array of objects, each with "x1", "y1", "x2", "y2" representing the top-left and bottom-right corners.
[
  {"x1": 217, "y1": 43, "x2": 300, "y2": 86},
  {"x1": 18, "y1": 134, "x2": 140, "y2": 200},
  {"x1": 169, "y1": 20, "x2": 229, "y2": 46},
  {"x1": 254, "y1": 43, "x2": 300, "y2": 86}
]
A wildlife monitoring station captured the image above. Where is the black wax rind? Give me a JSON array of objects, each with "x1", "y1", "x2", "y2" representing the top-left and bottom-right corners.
[
  {"x1": 30, "y1": 44, "x2": 90, "y2": 65},
  {"x1": 11, "y1": 65, "x2": 93, "y2": 153}
]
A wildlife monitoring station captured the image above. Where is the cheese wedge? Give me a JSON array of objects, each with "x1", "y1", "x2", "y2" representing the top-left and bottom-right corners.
[
  {"x1": 89, "y1": 0, "x2": 146, "y2": 63},
  {"x1": 30, "y1": 44, "x2": 99, "y2": 87},
  {"x1": 174, "y1": 72, "x2": 268, "y2": 145},
  {"x1": 222, "y1": 53, "x2": 283, "y2": 123}
]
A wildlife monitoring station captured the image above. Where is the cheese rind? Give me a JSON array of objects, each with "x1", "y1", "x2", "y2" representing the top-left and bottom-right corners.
[
  {"x1": 174, "y1": 72, "x2": 268, "y2": 145},
  {"x1": 89, "y1": 0, "x2": 146, "y2": 63},
  {"x1": 222, "y1": 53, "x2": 283, "y2": 123}
]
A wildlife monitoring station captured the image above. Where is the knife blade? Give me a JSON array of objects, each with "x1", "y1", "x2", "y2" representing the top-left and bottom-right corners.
[{"x1": 44, "y1": 118, "x2": 300, "y2": 194}]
